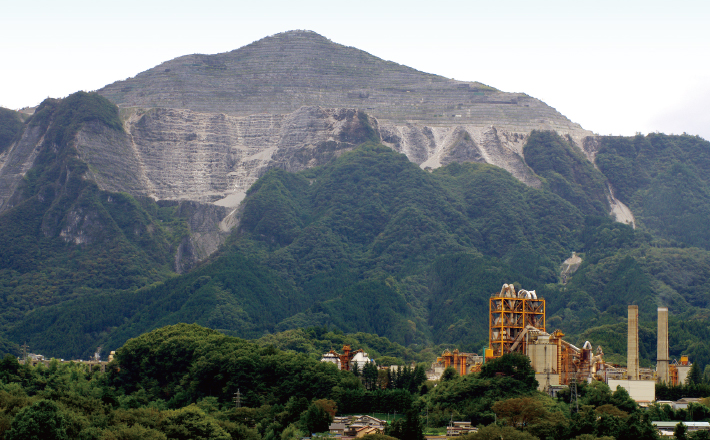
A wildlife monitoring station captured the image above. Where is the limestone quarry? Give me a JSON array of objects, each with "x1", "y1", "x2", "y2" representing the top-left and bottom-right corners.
[{"x1": 0, "y1": 30, "x2": 636, "y2": 268}]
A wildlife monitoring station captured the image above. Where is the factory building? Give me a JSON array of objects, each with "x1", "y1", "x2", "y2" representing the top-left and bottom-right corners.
[
  {"x1": 487, "y1": 284, "x2": 606, "y2": 391},
  {"x1": 427, "y1": 350, "x2": 484, "y2": 380},
  {"x1": 485, "y1": 284, "x2": 691, "y2": 401},
  {"x1": 320, "y1": 345, "x2": 375, "y2": 371},
  {"x1": 323, "y1": 284, "x2": 691, "y2": 404}
]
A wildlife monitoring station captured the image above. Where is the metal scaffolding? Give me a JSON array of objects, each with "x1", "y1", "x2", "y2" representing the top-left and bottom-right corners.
[{"x1": 488, "y1": 284, "x2": 545, "y2": 358}]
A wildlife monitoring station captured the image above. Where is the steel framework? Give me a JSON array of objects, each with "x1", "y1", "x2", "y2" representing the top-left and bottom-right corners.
[{"x1": 488, "y1": 287, "x2": 545, "y2": 358}]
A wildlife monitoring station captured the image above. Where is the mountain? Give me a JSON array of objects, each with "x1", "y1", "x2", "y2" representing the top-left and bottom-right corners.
[
  {"x1": 1, "y1": 31, "x2": 710, "y2": 366},
  {"x1": 95, "y1": 30, "x2": 598, "y2": 208},
  {"x1": 2, "y1": 31, "x2": 621, "y2": 271}
]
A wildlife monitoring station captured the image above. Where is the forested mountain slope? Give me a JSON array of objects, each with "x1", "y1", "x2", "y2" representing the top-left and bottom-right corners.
[
  {"x1": 1, "y1": 49, "x2": 710, "y2": 369},
  {"x1": 4, "y1": 120, "x2": 710, "y2": 367}
]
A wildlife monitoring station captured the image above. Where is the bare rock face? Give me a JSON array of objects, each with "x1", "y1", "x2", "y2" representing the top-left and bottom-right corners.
[
  {"x1": 91, "y1": 29, "x2": 600, "y2": 199},
  {"x1": 0, "y1": 124, "x2": 45, "y2": 212},
  {"x1": 70, "y1": 106, "x2": 375, "y2": 207},
  {"x1": 68, "y1": 105, "x2": 575, "y2": 208},
  {"x1": 0, "y1": 30, "x2": 637, "y2": 268},
  {"x1": 380, "y1": 123, "x2": 543, "y2": 187},
  {"x1": 99, "y1": 30, "x2": 582, "y2": 130},
  {"x1": 173, "y1": 201, "x2": 232, "y2": 273}
]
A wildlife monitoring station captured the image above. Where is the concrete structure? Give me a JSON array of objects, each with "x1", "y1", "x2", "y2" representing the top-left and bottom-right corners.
[
  {"x1": 673, "y1": 356, "x2": 693, "y2": 386},
  {"x1": 320, "y1": 345, "x2": 374, "y2": 371},
  {"x1": 526, "y1": 331, "x2": 558, "y2": 375},
  {"x1": 435, "y1": 349, "x2": 483, "y2": 377},
  {"x1": 523, "y1": 328, "x2": 561, "y2": 390},
  {"x1": 653, "y1": 421, "x2": 710, "y2": 437},
  {"x1": 427, "y1": 361, "x2": 447, "y2": 381},
  {"x1": 320, "y1": 352, "x2": 341, "y2": 368},
  {"x1": 627, "y1": 305, "x2": 639, "y2": 381},
  {"x1": 658, "y1": 307, "x2": 669, "y2": 384},
  {"x1": 351, "y1": 351, "x2": 374, "y2": 370},
  {"x1": 487, "y1": 284, "x2": 606, "y2": 386},
  {"x1": 608, "y1": 379, "x2": 655, "y2": 402}
]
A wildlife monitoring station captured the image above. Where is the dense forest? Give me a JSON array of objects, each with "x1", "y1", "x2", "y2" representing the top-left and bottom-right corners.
[
  {"x1": 1, "y1": 93, "x2": 710, "y2": 376},
  {"x1": 1, "y1": 323, "x2": 703, "y2": 440}
]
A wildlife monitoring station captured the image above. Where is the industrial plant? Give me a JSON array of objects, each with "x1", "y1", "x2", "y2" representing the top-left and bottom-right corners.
[
  {"x1": 320, "y1": 284, "x2": 691, "y2": 403},
  {"x1": 482, "y1": 284, "x2": 692, "y2": 402},
  {"x1": 320, "y1": 345, "x2": 375, "y2": 371}
]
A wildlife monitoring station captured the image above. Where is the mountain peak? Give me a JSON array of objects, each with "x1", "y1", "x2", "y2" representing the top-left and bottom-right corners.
[{"x1": 97, "y1": 31, "x2": 583, "y2": 131}]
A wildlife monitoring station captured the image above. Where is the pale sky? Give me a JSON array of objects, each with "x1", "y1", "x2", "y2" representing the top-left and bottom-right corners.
[{"x1": 2, "y1": 0, "x2": 709, "y2": 140}]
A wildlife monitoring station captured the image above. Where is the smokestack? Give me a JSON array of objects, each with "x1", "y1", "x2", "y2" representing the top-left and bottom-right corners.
[
  {"x1": 628, "y1": 305, "x2": 639, "y2": 380},
  {"x1": 657, "y1": 307, "x2": 669, "y2": 384}
]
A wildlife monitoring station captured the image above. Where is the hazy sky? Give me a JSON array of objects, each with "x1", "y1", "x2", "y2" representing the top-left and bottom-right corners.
[{"x1": 2, "y1": 0, "x2": 709, "y2": 140}]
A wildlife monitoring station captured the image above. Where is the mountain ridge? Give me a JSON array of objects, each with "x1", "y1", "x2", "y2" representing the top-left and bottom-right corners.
[
  {"x1": 98, "y1": 30, "x2": 582, "y2": 130},
  {"x1": 3, "y1": 32, "x2": 710, "y2": 365}
]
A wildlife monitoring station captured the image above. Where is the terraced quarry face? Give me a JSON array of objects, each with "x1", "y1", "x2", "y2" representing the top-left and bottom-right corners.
[
  {"x1": 99, "y1": 31, "x2": 586, "y2": 131},
  {"x1": 87, "y1": 30, "x2": 601, "y2": 207}
]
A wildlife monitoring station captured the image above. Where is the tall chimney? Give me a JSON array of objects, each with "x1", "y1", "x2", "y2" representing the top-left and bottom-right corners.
[
  {"x1": 628, "y1": 305, "x2": 639, "y2": 380},
  {"x1": 657, "y1": 307, "x2": 669, "y2": 384}
]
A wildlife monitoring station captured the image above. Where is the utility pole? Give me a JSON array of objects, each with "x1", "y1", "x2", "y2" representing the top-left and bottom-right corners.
[
  {"x1": 570, "y1": 380, "x2": 579, "y2": 413},
  {"x1": 21, "y1": 342, "x2": 28, "y2": 363},
  {"x1": 233, "y1": 389, "x2": 241, "y2": 408}
]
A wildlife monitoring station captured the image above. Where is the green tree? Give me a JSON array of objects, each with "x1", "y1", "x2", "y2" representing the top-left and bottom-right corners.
[
  {"x1": 690, "y1": 430, "x2": 710, "y2": 440},
  {"x1": 479, "y1": 353, "x2": 537, "y2": 391},
  {"x1": 616, "y1": 412, "x2": 659, "y2": 440},
  {"x1": 610, "y1": 385, "x2": 637, "y2": 413},
  {"x1": 582, "y1": 381, "x2": 612, "y2": 407},
  {"x1": 410, "y1": 366, "x2": 427, "y2": 393},
  {"x1": 363, "y1": 362, "x2": 379, "y2": 390},
  {"x1": 462, "y1": 424, "x2": 538, "y2": 440},
  {"x1": 161, "y1": 405, "x2": 231, "y2": 440},
  {"x1": 281, "y1": 423, "x2": 306, "y2": 440},
  {"x1": 362, "y1": 434, "x2": 399, "y2": 440},
  {"x1": 101, "y1": 424, "x2": 167, "y2": 440},
  {"x1": 300, "y1": 402, "x2": 331, "y2": 434},
  {"x1": 687, "y1": 363, "x2": 702, "y2": 386},
  {"x1": 386, "y1": 409, "x2": 424, "y2": 440},
  {"x1": 440, "y1": 367, "x2": 458, "y2": 382},
  {"x1": 5, "y1": 399, "x2": 68, "y2": 440},
  {"x1": 675, "y1": 422, "x2": 689, "y2": 440},
  {"x1": 492, "y1": 396, "x2": 548, "y2": 428}
]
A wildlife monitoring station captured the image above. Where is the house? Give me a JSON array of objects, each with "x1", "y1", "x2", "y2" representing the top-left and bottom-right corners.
[
  {"x1": 446, "y1": 422, "x2": 477, "y2": 437},
  {"x1": 331, "y1": 415, "x2": 387, "y2": 437},
  {"x1": 345, "y1": 426, "x2": 382, "y2": 437},
  {"x1": 673, "y1": 398, "x2": 704, "y2": 410},
  {"x1": 350, "y1": 415, "x2": 386, "y2": 429},
  {"x1": 329, "y1": 423, "x2": 346, "y2": 436}
]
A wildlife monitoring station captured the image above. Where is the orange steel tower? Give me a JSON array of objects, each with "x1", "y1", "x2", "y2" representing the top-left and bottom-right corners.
[{"x1": 489, "y1": 284, "x2": 545, "y2": 359}]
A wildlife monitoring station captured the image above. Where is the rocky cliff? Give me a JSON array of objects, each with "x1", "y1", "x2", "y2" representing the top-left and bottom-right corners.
[
  {"x1": 0, "y1": 30, "x2": 634, "y2": 270},
  {"x1": 94, "y1": 30, "x2": 602, "y2": 191}
]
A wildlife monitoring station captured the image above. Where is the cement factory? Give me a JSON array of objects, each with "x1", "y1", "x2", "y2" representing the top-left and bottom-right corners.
[
  {"x1": 483, "y1": 284, "x2": 690, "y2": 402},
  {"x1": 321, "y1": 284, "x2": 692, "y2": 402}
]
